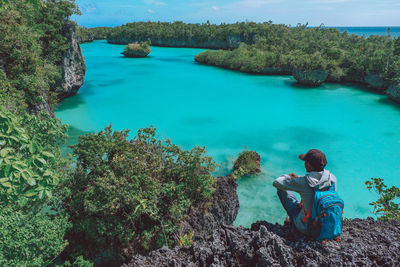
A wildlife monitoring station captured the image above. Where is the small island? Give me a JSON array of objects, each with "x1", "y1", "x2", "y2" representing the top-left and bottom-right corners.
[
  {"x1": 122, "y1": 41, "x2": 151, "y2": 58},
  {"x1": 232, "y1": 150, "x2": 262, "y2": 179}
]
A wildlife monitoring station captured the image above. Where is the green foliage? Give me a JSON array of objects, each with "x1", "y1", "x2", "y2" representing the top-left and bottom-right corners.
[
  {"x1": 178, "y1": 230, "x2": 194, "y2": 247},
  {"x1": 0, "y1": 105, "x2": 70, "y2": 265},
  {"x1": 0, "y1": 204, "x2": 70, "y2": 267},
  {"x1": 365, "y1": 178, "x2": 400, "y2": 221},
  {"x1": 0, "y1": 0, "x2": 78, "y2": 110},
  {"x1": 76, "y1": 25, "x2": 112, "y2": 43},
  {"x1": 232, "y1": 149, "x2": 261, "y2": 180},
  {"x1": 62, "y1": 125, "x2": 216, "y2": 260},
  {"x1": 189, "y1": 24, "x2": 400, "y2": 86},
  {"x1": 0, "y1": 107, "x2": 67, "y2": 208}
]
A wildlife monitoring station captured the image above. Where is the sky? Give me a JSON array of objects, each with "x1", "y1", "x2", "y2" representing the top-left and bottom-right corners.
[{"x1": 72, "y1": 0, "x2": 400, "y2": 28}]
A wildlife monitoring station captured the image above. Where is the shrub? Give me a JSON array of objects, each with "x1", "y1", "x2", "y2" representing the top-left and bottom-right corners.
[
  {"x1": 0, "y1": 204, "x2": 69, "y2": 267},
  {"x1": 365, "y1": 178, "x2": 400, "y2": 221},
  {"x1": 62, "y1": 125, "x2": 216, "y2": 261},
  {"x1": 0, "y1": 106, "x2": 67, "y2": 208}
]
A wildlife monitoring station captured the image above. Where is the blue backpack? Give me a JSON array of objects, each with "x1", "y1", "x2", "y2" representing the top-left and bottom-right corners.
[{"x1": 307, "y1": 184, "x2": 344, "y2": 241}]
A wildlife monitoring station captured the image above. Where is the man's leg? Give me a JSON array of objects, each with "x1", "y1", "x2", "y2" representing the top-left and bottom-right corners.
[{"x1": 277, "y1": 189, "x2": 301, "y2": 220}]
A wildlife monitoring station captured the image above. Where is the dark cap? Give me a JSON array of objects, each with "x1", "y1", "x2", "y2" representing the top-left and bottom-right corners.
[{"x1": 299, "y1": 149, "x2": 327, "y2": 171}]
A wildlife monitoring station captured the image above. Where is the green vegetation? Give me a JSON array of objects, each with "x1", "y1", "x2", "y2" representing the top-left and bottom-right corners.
[
  {"x1": 107, "y1": 21, "x2": 257, "y2": 47},
  {"x1": 61, "y1": 125, "x2": 216, "y2": 261},
  {"x1": 0, "y1": 107, "x2": 70, "y2": 266},
  {"x1": 76, "y1": 26, "x2": 112, "y2": 43},
  {"x1": 195, "y1": 27, "x2": 400, "y2": 88},
  {"x1": 232, "y1": 149, "x2": 261, "y2": 180},
  {"x1": 0, "y1": 0, "x2": 78, "y2": 111},
  {"x1": 122, "y1": 41, "x2": 151, "y2": 57},
  {"x1": 365, "y1": 178, "x2": 400, "y2": 221}
]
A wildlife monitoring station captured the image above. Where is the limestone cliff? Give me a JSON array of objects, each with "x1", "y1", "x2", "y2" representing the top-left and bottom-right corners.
[{"x1": 55, "y1": 22, "x2": 86, "y2": 100}]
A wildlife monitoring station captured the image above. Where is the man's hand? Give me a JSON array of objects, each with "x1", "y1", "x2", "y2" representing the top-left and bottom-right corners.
[{"x1": 289, "y1": 173, "x2": 299, "y2": 178}]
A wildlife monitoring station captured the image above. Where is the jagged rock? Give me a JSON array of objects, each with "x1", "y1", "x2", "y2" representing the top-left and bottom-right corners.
[
  {"x1": 364, "y1": 72, "x2": 390, "y2": 92},
  {"x1": 387, "y1": 82, "x2": 400, "y2": 102},
  {"x1": 293, "y1": 69, "x2": 328, "y2": 87},
  {"x1": 178, "y1": 175, "x2": 239, "y2": 242},
  {"x1": 55, "y1": 22, "x2": 86, "y2": 100},
  {"x1": 232, "y1": 150, "x2": 261, "y2": 178},
  {"x1": 125, "y1": 218, "x2": 400, "y2": 266}
]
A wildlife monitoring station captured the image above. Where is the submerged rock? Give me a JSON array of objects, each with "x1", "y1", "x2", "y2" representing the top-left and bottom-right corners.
[
  {"x1": 55, "y1": 22, "x2": 86, "y2": 100},
  {"x1": 293, "y1": 69, "x2": 328, "y2": 87},
  {"x1": 364, "y1": 72, "x2": 390, "y2": 92},
  {"x1": 387, "y1": 82, "x2": 400, "y2": 102},
  {"x1": 232, "y1": 150, "x2": 261, "y2": 179}
]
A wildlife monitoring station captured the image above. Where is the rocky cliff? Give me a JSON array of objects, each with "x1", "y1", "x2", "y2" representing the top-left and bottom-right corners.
[
  {"x1": 54, "y1": 22, "x2": 86, "y2": 100},
  {"x1": 124, "y1": 175, "x2": 400, "y2": 266}
]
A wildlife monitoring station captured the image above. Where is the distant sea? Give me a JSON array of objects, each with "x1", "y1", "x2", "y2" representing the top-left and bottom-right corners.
[{"x1": 329, "y1": 26, "x2": 400, "y2": 37}]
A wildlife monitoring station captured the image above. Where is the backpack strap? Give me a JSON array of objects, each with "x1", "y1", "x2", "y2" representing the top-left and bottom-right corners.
[
  {"x1": 302, "y1": 207, "x2": 312, "y2": 223},
  {"x1": 299, "y1": 199, "x2": 312, "y2": 223}
]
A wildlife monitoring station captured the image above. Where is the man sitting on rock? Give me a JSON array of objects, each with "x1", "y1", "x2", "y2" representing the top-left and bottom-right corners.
[{"x1": 273, "y1": 149, "x2": 337, "y2": 235}]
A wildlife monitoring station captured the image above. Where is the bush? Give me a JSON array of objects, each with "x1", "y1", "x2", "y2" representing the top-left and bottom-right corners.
[
  {"x1": 0, "y1": 106, "x2": 67, "y2": 208},
  {"x1": 365, "y1": 178, "x2": 400, "y2": 221},
  {"x1": 62, "y1": 126, "x2": 216, "y2": 261},
  {"x1": 0, "y1": 204, "x2": 69, "y2": 267}
]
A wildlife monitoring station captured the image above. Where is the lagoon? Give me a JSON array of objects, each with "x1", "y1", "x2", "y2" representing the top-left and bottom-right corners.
[{"x1": 56, "y1": 40, "x2": 400, "y2": 227}]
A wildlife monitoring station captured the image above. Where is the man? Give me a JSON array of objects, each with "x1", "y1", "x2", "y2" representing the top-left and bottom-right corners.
[{"x1": 273, "y1": 149, "x2": 337, "y2": 234}]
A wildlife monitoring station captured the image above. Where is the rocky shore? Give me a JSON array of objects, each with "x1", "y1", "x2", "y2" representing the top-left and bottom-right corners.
[{"x1": 124, "y1": 175, "x2": 400, "y2": 266}]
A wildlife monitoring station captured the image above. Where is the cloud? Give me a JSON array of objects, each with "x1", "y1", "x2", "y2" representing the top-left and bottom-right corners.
[
  {"x1": 142, "y1": 0, "x2": 167, "y2": 6},
  {"x1": 147, "y1": 9, "x2": 155, "y2": 13},
  {"x1": 211, "y1": 6, "x2": 220, "y2": 11},
  {"x1": 79, "y1": 3, "x2": 98, "y2": 14},
  {"x1": 232, "y1": 0, "x2": 285, "y2": 8}
]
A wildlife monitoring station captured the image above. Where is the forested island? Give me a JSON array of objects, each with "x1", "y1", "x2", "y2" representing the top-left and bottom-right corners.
[
  {"x1": 79, "y1": 21, "x2": 400, "y2": 101},
  {"x1": 1, "y1": 0, "x2": 400, "y2": 266}
]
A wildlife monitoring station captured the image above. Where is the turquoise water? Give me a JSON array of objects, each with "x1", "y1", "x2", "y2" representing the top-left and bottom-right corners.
[
  {"x1": 56, "y1": 40, "x2": 400, "y2": 227},
  {"x1": 331, "y1": 26, "x2": 400, "y2": 37}
]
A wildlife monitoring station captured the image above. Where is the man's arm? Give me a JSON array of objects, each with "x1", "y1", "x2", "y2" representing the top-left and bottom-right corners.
[{"x1": 273, "y1": 174, "x2": 307, "y2": 193}]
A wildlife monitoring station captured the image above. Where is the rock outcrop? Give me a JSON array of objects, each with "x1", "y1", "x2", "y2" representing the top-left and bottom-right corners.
[
  {"x1": 178, "y1": 175, "x2": 239, "y2": 243},
  {"x1": 55, "y1": 22, "x2": 86, "y2": 100},
  {"x1": 122, "y1": 43, "x2": 151, "y2": 58},
  {"x1": 126, "y1": 218, "x2": 400, "y2": 266},
  {"x1": 123, "y1": 167, "x2": 400, "y2": 266},
  {"x1": 293, "y1": 69, "x2": 328, "y2": 87},
  {"x1": 387, "y1": 82, "x2": 400, "y2": 102},
  {"x1": 232, "y1": 150, "x2": 262, "y2": 179},
  {"x1": 364, "y1": 72, "x2": 390, "y2": 92}
]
